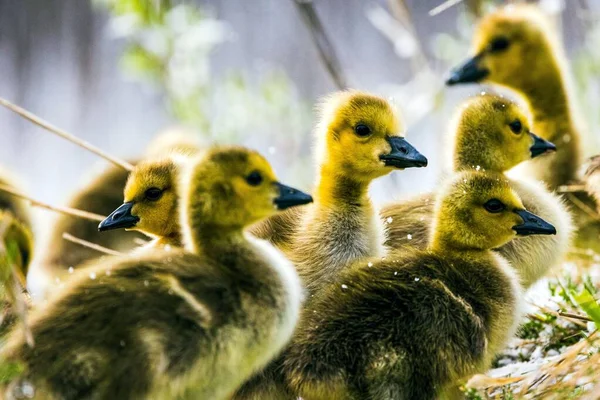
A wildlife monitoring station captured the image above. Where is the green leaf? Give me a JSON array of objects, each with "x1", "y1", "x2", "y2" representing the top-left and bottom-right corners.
[
  {"x1": 571, "y1": 288, "x2": 600, "y2": 329},
  {"x1": 0, "y1": 360, "x2": 24, "y2": 384}
]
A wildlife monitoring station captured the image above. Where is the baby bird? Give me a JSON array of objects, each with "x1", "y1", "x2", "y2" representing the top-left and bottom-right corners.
[
  {"x1": 446, "y1": 4, "x2": 598, "y2": 255},
  {"x1": 1, "y1": 146, "x2": 310, "y2": 400},
  {"x1": 283, "y1": 172, "x2": 556, "y2": 400},
  {"x1": 251, "y1": 90, "x2": 427, "y2": 295},
  {"x1": 383, "y1": 94, "x2": 571, "y2": 288},
  {"x1": 98, "y1": 152, "x2": 198, "y2": 250},
  {"x1": 42, "y1": 130, "x2": 201, "y2": 272}
]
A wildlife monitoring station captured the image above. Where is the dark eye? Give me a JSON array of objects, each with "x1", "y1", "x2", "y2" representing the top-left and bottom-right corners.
[
  {"x1": 509, "y1": 120, "x2": 522, "y2": 134},
  {"x1": 489, "y1": 36, "x2": 510, "y2": 53},
  {"x1": 354, "y1": 124, "x2": 372, "y2": 137},
  {"x1": 246, "y1": 171, "x2": 263, "y2": 186},
  {"x1": 484, "y1": 199, "x2": 506, "y2": 213},
  {"x1": 145, "y1": 187, "x2": 163, "y2": 201}
]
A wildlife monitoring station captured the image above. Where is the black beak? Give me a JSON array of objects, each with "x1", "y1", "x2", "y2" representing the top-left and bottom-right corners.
[
  {"x1": 446, "y1": 55, "x2": 489, "y2": 85},
  {"x1": 98, "y1": 202, "x2": 140, "y2": 232},
  {"x1": 513, "y1": 209, "x2": 556, "y2": 236},
  {"x1": 380, "y1": 137, "x2": 428, "y2": 169},
  {"x1": 529, "y1": 132, "x2": 557, "y2": 158},
  {"x1": 273, "y1": 183, "x2": 313, "y2": 210}
]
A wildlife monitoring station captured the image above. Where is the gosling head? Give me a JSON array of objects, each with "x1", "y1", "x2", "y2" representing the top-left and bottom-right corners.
[
  {"x1": 316, "y1": 90, "x2": 427, "y2": 182},
  {"x1": 447, "y1": 5, "x2": 558, "y2": 90},
  {"x1": 431, "y1": 171, "x2": 556, "y2": 252},
  {"x1": 98, "y1": 157, "x2": 183, "y2": 239},
  {"x1": 452, "y1": 94, "x2": 556, "y2": 171},
  {"x1": 184, "y1": 146, "x2": 313, "y2": 232}
]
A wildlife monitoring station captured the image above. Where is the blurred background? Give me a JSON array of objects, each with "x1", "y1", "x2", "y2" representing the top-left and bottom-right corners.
[{"x1": 0, "y1": 0, "x2": 599, "y2": 239}]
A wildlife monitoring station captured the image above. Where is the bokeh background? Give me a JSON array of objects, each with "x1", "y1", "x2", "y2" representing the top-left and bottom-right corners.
[{"x1": 0, "y1": 0, "x2": 599, "y2": 248}]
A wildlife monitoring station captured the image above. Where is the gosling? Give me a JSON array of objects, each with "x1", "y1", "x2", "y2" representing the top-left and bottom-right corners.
[
  {"x1": 1, "y1": 146, "x2": 310, "y2": 400},
  {"x1": 284, "y1": 171, "x2": 556, "y2": 400}
]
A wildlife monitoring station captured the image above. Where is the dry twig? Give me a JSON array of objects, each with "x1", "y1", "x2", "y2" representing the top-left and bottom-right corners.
[
  {"x1": 0, "y1": 184, "x2": 106, "y2": 222},
  {"x1": 292, "y1": 0, "x2": 348, "y2": 90},
  {"x1": 62, "y1": 233, "x2": 123, "y2": 257},
  {"x1": 0, "y1": 97, "x2": 134, "y2": 171}
]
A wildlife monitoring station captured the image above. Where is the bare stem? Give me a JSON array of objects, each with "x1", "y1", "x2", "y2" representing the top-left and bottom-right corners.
[
  {"x1": 0, "y1": 184, "x2": 106, "y2": 222},
  {"x1": 292, "y1": 0, "x2": 348, "y2": 90},
  {"x1": 429, "y1": 0, "x2": 465, "y2": 17},
  {"x1": 557, "y1": 184, "x2": 587, "y2": 193},
  {"x1": 62, "y1": 233, "x2": 123, "y2": 256},
  {"x1": 0, "y1": 97, "x2": 134, "y2": 171}
]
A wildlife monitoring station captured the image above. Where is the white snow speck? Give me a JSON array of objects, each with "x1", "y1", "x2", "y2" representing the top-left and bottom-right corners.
[
  {"x1": 68, "y1": 267, "x2": 74, "y2": 274},
  {"x1": 368, "y1": 262, "x2": 373, "y2": 267},
  {"x1": 89, "y1": 272, "x2": 97, "y2": 280},
  {"x1": 407, "y1": 234, "x2": 412, "y2": 240},
  {"x1": 394, "y1": 271, "x2": 398, "y2": 276},
  {"x1": 475, "y1": 165, "x2": 481, "y2": 171},
  {"x1": 341, "y1": 284, "x2": 348, "y2": 290},
  {"x1": 386, "y1": 216, "x2": 393, "y2": 224},
  {"x1": 414, "y1": 277, "x2": 420, "y2": 282}
]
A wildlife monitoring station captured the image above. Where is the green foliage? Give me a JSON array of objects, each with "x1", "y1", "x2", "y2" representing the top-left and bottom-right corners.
[
  {"x1": 571, "y1": 288, "x2": 600, "y2": 330},
  {"x1": 0, "y1": 361, "x2": 24, "y2": 384}
]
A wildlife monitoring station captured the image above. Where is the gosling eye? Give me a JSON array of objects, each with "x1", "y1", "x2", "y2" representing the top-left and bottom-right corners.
[
  {"x1": 354, "y1": 124, "x2": 372, "y2": 138},
  {"x1": 489, "y1": 36, "x2": 510, "y2": 53},
  {"x1": 145, "y1": 187, "x2": 163, "y2": 201},
  {"x1": 246, "y1": 171, "x2": 263, "y2": 186},
  {"x1": 509, "y1": 120, "x2": 522, "y2": 134},
  {"x1": 483, "y1": 199, "x2": 506, "y2": 214}
]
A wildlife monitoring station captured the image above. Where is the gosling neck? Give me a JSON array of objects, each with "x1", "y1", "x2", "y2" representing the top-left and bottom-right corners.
[
  {"x1": 315, "y1": 164, "x2": 371, "y2": 209},
  {"x1": 453, "y1": 142, "x2": 494, "y2": 173},
  {"x1": 429, "y1": 221, "x2": 488, "y2": 257},
  {"x1": 187, "y1": 222, "x2": 247, "y2": 258},
  {"x1": 517, "y1": 64, "x2": 573, "y2": 141},
  {"x1": 513, "y1": 57, "x2": 582, "y2": 187}
]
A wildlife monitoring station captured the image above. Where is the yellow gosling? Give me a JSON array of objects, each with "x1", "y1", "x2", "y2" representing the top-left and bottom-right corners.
[
  {"x1": 0, "y1": 146, "x2": 310, "y2": 400},
  {"x1": 284, "y1": 172, "x2": 556, "y2": 400},
  {"x1": 383, "y1": 94, "x2": 572, "y2": 288}
]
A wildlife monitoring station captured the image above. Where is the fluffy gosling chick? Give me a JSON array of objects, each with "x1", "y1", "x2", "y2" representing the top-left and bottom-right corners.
[
  {"x1": 383, "y1": 94, "x2": 571, "y2": 287},
  {"x1": 1, "y1": 146, "x2": 310, "y2": 400},
  {"x1": 98, "y1": 153, "x2": 197, "y2": 250},
  {"x1": 446, "y1": 4, "x2": 599, "y2": 256},
  {"x1": 284, "y1": 172, "x2": 556, "y2": 400},
  {"x1": 252, "y1": 90, "x2": 427, "y2": 295},
  {"x1": 447, "y1": 4, "x2": 581, "y2": 189}
]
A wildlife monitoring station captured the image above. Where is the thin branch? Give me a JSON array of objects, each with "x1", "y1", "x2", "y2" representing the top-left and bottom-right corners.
[
  {"x1": 557, "y1": 184, "x2": 587, "y2": 193},
  {"x1": 558, "y1": 311, "x2": 593, "y2": 323},
  {"x1": 292, "y1": 0, "x2": 348, "y2": 90},
  {"x1": 429, "y1": 0, "x2": 464, "y2": 16},
  {"x1": 0, "y1": 184, "x2": 106, "y2": 222},
  {"x1": 387, "y1": 0, "x2": 431, "y2": 73},
  {"x1": 0, "y1": 97, "x2": 134, "y2": 172},
  {"x1": 567, "y1": 193, "x2": 600, "y2": 221},
  {"x1": 62, "y1": 233, "x2": 123, "y2": 256}
]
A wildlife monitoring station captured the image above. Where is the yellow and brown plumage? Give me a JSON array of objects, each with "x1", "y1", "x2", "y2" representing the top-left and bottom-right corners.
[
  {"x1": 383, "y1": 94, "x2": 572, "y2": 288},
  {"x1": 0, "y1": 146, "x2": 310, "y2": 400},
  {"x1": 283, "y1": 172, "x2": 556, "y2": 400},
  {"x1": 235, "y1": 91, "x2": 427, "y2": 400},
  {"x1": 447, "y1": 4, "x2": 598, "y2": 257},
  {"x1": 250, "y1": 90, "x2": 427, "y2": 295}
]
